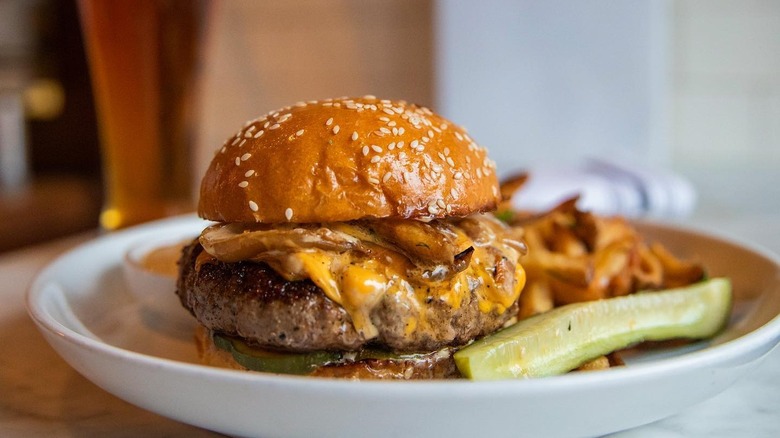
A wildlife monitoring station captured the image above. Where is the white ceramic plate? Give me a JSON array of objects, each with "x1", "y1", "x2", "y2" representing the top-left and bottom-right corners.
[{"x1": 27, "y1": 215, "x2": 780, "y2": 438}]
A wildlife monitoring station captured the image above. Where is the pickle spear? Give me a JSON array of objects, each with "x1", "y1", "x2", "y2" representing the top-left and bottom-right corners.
[{"x1": 454, "y1": 278, "x2": 732, "y2": 380}]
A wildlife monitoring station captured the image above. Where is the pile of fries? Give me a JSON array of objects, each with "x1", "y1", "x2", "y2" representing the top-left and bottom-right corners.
[
  {"x1": 497, "y1": 174, "x2": 706, "y2": 371},
  {"x1": 499, "y1": 174, "x2": 705, "y2": 319}
]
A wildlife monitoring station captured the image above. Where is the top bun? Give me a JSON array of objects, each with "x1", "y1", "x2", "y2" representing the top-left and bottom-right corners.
[{"x1": 198, "y1": 96, "x2": 500, "y2": 223}]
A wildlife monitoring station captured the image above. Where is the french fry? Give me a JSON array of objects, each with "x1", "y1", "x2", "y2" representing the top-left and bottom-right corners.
[{"x1": 576, "y1": 355, "x2": 611, "y2": 372}]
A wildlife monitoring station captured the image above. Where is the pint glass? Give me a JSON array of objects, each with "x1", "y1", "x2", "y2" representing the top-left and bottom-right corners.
[{"x1": 79, "y1": 0, "x2": 207, "y2": 230}]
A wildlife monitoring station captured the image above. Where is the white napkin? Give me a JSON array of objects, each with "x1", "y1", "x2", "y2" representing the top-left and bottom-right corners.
[{"x1": 510, "y1": 159, "x2": 697, "y2": 218}]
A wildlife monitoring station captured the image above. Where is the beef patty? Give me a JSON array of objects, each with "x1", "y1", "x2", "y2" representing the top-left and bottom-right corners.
[{"x1": 176, "y1": 240, "x2": 517, "y2": 352}]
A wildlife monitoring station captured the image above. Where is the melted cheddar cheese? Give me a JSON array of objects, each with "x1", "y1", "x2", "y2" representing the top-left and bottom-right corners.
[{"x1": 200, "y1": 214, "x2": 526, "y2": 339}]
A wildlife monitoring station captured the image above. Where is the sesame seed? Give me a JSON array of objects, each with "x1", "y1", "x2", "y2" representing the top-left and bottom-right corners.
[
  {"x1": 379, "y1": 116, "x2": 390, "y2": 122},
  {"x1": 441, "y1": 123, "x2": 448, "y2": 130},
  {"x1": 379, "y1": 127, "x2": 391, "y2": 134},
  {"x1": 444, "y1": 147, "x2": 450, "y2": 156},
  {"x1": 450, "y1": 188, "x2": 459, "y2": 198},
  {"x1": 362, "y1": 145, "x2": 369, "y2": 156},
  {"x1": 295, "y1": 101, "x2": 307, "y2": 107},
  {"x1": 322, "y1": 102, "x2": 333, "y2": 107},
  {"x1": 254, "y1": 130, "x2": 264, "y2": 138},
  {"x1": 239, "y1": 139, "x2": 247, "y2": 147},
  {"x1": 296, "y1": 129, "x2": 305, "y2": 137},
  {"x1": 370, "y1": 156, "x2": 381, "y2": 163},
  {"x1": 428, "y1": 130, "x2": 434, "y2": 138},
  {"x1": 438, "y1": 152, "x2": 446, "y2": 161},
  {"x1": 373, "y1": 130, "x2": 385, "y2": 137},
  {"x1": 476, "y1": 168, "x2": 483, "y2": 178},
  {"x1": 447, "y1": 157, "x2": 455, "y2": 167},
  {"x1": 398, "y1": 127, "x2": 405, "y2": 135},
  {"x1": 332, "y1": 125, "x2": 340, "y2": 134},
  {"x1": 427, "y1": 204, "x2": 440, "y2": 215},
  {"x1": 241, "y1": 153, "x2": 252, "y2": 161},
  {"x1": 326, "y1": 117, "x2": 333, "y2": 126},
  {"x1": 231, "y1": 137, "x2": 241, "y2": 146},
  {"x1": 393, "y1": 107, "x2": 403, "y2": 114},
  {"x1": 410, "y1": 140, "x2": 419, "y2": 149},
  {"x1": 388, "y1": 121, "x2": 397, "y2": 127},
  {"x1": 351, "y1": 131, "x2": 359, "y2": 141},
  {"x1": 235, "y1": 157, "x2": 241, "y2": 166},
  {"x1": 249, "y1": 201, "x2": 258, "y2": 211},
  {"x1": 397, "y1": 141, "x2": 405, "y2": 148},
  {"x1": 454, "y1": 171, "x2": 463, "y2": 179},
  {"x1": 392, "y1": 127, "x2": 399, "y2": 135},
  {"x1": 437, "y1": 199, "x2": 446, "y2": 208},
  {"x1": 279, "y1": 114, "x2": 292, "y2": 122},
  {"x1": 455, "y1": 132, "x2": 463, "y2": 141},
  {"x1": 368, "y1": 176, "x2": 380, "y2": 185},
  {"x1": 269, "y1": 124, "x2": 280, "y2": 130},
  {"x1": 285, "y1": 208, "x2": 293, "y2": 221},
  {"x1": 383, "y1": 172, "x2": 392, "y2": 182},
  {"x1": 239, "y1": 181, "x2": 249, "y2": 188},
  {"x1": 364, "y1": 94, "x2": 376, "y2": 99},
  {"x1": 383, "y1": 108, "x2": 394, "y2": 115},
  {"x1": 388, "y1": 142, "x2": 396, "y2": 150},
  {"x1": 422, "y1": 136, "x2": 430, "y2": 143},
  {"x1": 245, "y1": 170, "x2": 255, "y2": 177},
  {"x1": 399, "y1": 151, "x2": 407, "y2": 160},
  {"x1": 244, "y1": 131, "x2": 253, "y2": 138},
  {"x1": 371, "y1": 145, "x2": 383, "y2": 153}
]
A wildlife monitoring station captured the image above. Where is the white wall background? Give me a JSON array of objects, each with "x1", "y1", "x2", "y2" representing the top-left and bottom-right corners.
[
  {"x1": 670, "y1": 0, "x2": 780, "y2": 216},
  {"x1": 196, "y1": 0, "x2": 779, "y2": 215},
  {"x1": 434, "y1": 0, "x2": 669, "y2": 176}
]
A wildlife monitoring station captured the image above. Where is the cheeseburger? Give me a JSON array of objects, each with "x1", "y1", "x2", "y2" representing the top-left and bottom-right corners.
[{"x1": 176, "y1": 96, "x2": 526, "y2": 379}]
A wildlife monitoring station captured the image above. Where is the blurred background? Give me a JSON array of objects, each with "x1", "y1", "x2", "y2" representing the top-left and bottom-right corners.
[{"x1": 0, "y1": 0, "x2": 778, "y2": 252}]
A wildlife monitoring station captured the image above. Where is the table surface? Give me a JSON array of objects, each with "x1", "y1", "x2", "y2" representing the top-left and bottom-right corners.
[{"x1": 1, "y1": 212, "x2": 778, "y2": 437}]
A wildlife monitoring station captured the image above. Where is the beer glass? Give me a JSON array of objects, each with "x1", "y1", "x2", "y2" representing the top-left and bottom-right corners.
[{"x1": 78, "y1": 0, "x2": 207, "y2": 230}]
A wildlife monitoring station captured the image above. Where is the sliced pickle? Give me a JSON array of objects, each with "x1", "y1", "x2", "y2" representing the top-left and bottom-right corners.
[
  {"x1": 213, "y1": 334, "x2": 434, "y2": 375},
  {"x1": 213, "y1": 334, "x2": 340, "y2": 375},
  {"x1": 454, "y1": 278, "x2": 732, "y2": 380}
]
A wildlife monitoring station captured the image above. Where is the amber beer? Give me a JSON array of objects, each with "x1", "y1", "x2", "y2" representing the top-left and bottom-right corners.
[{"x1": 79, "y1": 0, "x2": 206, "y2": 230}]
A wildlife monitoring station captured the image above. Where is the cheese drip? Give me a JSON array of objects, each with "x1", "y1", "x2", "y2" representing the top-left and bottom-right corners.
[{"x1": 200, "y1": 214, "x2": 526, "y2": 339}]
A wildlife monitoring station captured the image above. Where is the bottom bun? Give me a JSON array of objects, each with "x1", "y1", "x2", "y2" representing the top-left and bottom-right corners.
[{"x1": 194, "y1": 326, "x2": 461, "y2": 380}]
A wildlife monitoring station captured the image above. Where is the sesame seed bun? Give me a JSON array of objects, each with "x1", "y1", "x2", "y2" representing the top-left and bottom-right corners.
[{"x1": 198, "y1": 96, "x2": 500, "y2": 223}]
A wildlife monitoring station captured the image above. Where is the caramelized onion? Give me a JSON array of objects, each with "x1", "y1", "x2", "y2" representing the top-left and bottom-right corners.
[{"x1": 200, "y1": 223, "x2": 364, "y2": 263}]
